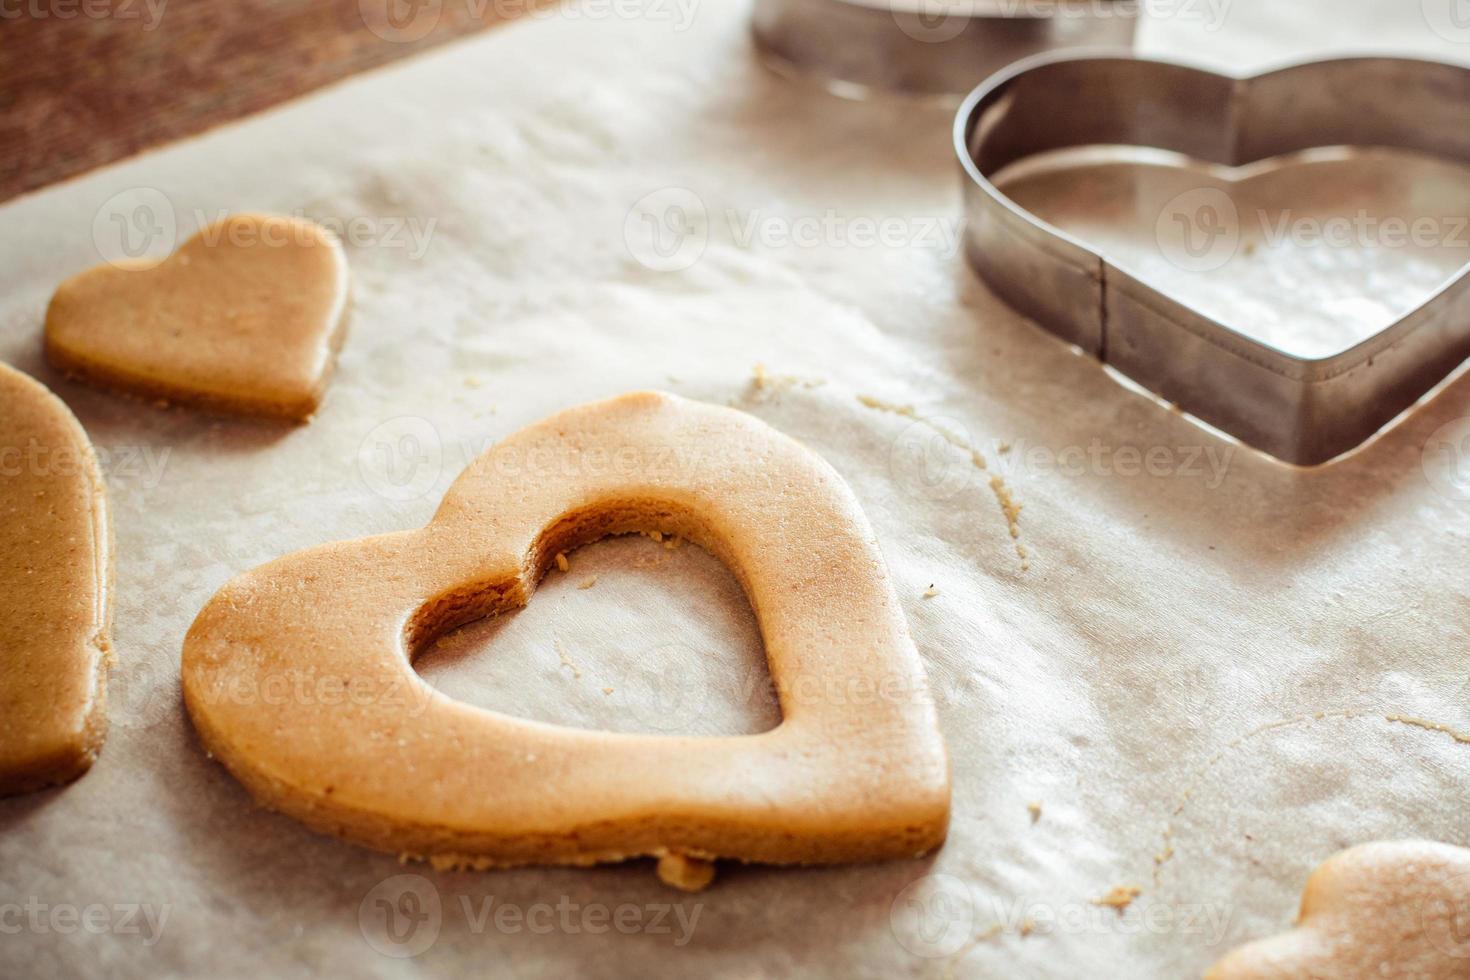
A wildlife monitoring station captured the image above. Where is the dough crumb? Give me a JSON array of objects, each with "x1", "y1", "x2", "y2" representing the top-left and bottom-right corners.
[
  {"x1": 1027, "y1": 801, "x2": 1042, "y2": 823},
  {"x1": 1384, "y1": 713, "x2": 1470, "y2": 745},
  {"x1": 657, "y1": 853, "x2": 717, "y2": 892},
  {"x1": 555, "y1": 552, "x2": 569, "y2": 573},
  {"x1": 997, "y1": 441, "x2": 1012, "y2": 455},
  {"x1": 989, "y1": 475, "x2": 1023, "y2": 537},
  {"x1": 1094, "y1": 885, "x2": 1141, "y2": 912},
  {"x1": 749, "y1": 363, "x2": 825, "y2": 399},
  {"x1": 602, "y1": 686, "x2": 614, "y2": 695},
  {"x1": 554, "y1": 640, "x2": 582, "y2": 680},
  {"x1": 857, "y1": 393, "x2": 917, "y2": 418},
  {"x1": 578, "y1": 575, "x2": 599, "y2": 590},
  {"x1": 1019, "y1": 918, "x2": 1035, "y2": 936},
  {"x1": 464, "y1": 376, "x2": 481, "y2": 389},
  {"x1": 857, "y1": 392, "x2": 1029, "y2": 571},
  {"x1": 663, "y1": 535, "x2": 681, "y2": 550},
  {"x1": 923, "y1": 584, "x2": 940, "y2": 598}
]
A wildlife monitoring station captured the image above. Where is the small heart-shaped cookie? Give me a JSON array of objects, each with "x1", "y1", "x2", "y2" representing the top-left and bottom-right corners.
[
  {"x1": 0, "y1": 362, "x2": 113, "y2": 795},
  {"x1": 45, "y1": 213, "x2": 349, "y2": 421},
  {"x1": 182, "y1": 391, "x2": 950, "y2": 879}
]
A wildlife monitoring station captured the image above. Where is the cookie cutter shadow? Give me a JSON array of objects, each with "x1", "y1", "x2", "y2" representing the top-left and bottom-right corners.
[{"x1": 949, "y1": 262, "x2": 1470, "y2": 571}]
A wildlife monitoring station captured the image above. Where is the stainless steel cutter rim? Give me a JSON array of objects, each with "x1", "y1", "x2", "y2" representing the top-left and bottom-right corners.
[{"x1": 953, "y1": 48, "x2": 1470, "y2": 378}]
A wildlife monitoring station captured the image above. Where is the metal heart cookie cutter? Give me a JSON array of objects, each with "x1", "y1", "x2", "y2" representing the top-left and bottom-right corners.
[
  {"x1": 751, "y1": 0, "x2": 1138, "y2": 98},
  {"x1": 956, "y1": 53, "x2": 1470, "y2": 465}
]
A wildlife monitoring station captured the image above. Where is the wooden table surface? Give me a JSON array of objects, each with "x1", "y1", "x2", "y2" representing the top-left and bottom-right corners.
[{"x1": 0, "y1": 0, "x2": 534, "y2": 204}]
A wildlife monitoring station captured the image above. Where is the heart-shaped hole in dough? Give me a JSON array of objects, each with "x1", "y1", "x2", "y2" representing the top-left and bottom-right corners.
[{"x1": 415, "y1": 533, "x2": 782, "y2": 737}]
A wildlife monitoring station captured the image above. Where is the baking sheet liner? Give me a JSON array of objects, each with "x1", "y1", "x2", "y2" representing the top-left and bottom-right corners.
[{"x1": 3, "y1": 1, "x2": 1470, "y2": 977}]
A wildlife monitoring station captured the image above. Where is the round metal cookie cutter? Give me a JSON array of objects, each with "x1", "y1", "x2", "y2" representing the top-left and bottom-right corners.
[{"x1": 751, "y1": 0, "x2": 1139, "y2": 99}]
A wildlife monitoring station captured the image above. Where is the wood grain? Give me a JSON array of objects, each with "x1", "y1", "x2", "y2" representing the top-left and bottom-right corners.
[{"x1": 0, "y1": 0, "x2": 536, "y2": 203}]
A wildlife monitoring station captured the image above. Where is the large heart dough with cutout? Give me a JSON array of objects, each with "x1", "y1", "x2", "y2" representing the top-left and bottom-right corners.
[
  {"x1": 182, "y1": 391, "x2": 950, "y2": 873},
  {"x1": 45, "y1": 213, "x2": 349, "y2": 421},
  {"x1": 0, "y1": 362, "x2": 113, "y2": 795}
]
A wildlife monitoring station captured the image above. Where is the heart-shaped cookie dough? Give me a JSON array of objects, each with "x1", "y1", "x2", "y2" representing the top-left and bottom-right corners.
[
  {"x1": 958, "y1": 55, "x2": 1470, "y2": 465},
  {"x1": 182, "y1": 392, "x2": 950, "y2": 878},
  {"x1": 46, "y1": 212, "x2": 349, "y2": 421},
  {"x1": 1208, "y1": 840, "x2": 1470, "y2": 978},
  {"x1": 0, "y1": 362, "x2": 112, "y2": 796}
]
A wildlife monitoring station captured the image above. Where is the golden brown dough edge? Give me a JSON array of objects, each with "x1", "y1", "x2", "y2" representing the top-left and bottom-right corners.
[
  {"x1": 42, "y1": 291, "x2": 351, "y2": 423},
  {"x1": 0, "y1": 364, "x2": 114, "y2": 797}
]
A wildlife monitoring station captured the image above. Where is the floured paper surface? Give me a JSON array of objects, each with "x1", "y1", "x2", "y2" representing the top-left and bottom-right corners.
[{"x1": 3, "y1": 2, "x2": 1470, "y2": 977}]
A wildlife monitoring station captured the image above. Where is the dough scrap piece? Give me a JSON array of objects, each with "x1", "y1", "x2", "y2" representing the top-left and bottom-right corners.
[
  {"x1": 1207, "y1": 840, "x2": 1470, "y2": 979},
  {"x1": 656, "y1": 853, "x2": 717, "y2": 892},
  {"x1": 0, "y1": 362, "x2": 113, "y2": 795},
  {"x1": 182, "y1": 391, "x2": 950, "y2": 876},
  {"x1": 45, "y1": 212, "x2": 349, "y2": 421}
]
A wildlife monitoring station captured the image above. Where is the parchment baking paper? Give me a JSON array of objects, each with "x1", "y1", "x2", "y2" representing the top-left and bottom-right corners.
[{"x1": 3, "y1": 2, "x2": 1470, "y2": 977}]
